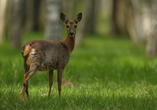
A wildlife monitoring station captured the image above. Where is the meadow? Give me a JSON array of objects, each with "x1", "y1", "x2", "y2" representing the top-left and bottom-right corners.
[{"x1": 0, "y1": 32, "x2": 157, "y2": 110}]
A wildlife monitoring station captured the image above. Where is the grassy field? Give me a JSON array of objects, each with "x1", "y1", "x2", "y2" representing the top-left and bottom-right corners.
[{"x1": 0, "y1": 32, "x2": 157, "y2": 110}]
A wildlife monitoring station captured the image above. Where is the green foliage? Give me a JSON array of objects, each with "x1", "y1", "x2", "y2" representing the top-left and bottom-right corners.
[{"x1": 0, "y1": 32, "x2": 157, "y2": 109}]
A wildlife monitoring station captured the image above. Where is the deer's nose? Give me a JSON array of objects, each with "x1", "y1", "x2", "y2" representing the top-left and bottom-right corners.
[{"x1": 69, "y1": 32, "x2": 74, "y2": 36}]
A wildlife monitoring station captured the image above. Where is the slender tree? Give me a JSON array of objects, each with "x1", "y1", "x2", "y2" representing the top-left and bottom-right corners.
[
  {"x1": 63, "y1": 0, "x2": 76, "y2": 19},
  {"x1": 0, "y1": 0, "x2": 8, "y2": 42},
  {"x1": 125, "y1": 0, "x2": 141, "y2": 43},
  {"x1": 111, "y1": 0, "x2": 120, "y2": 34},
  {"x1": 111, "y1": 0, "x2": 127, "y2": 35},
  {"x1": 76, "y1": 0, "x2": 99, "y2": 46},
  {"x1": 24, "y1": 0, "x2": 41, "y2": 32},
  {"x1": 11, "y1": 0, "x2": 25, "y2": 48},
  {"x1": 24, "y1": 0, "x2": 34, "y2": 32},
  {"x1": 38, "y1": 0, "x2": 46, "y2": 31},
  {"x1": 45, "y1": 0, "x2": 62, "y2": 41},
  {"x1": 146, "y1": 0, "x2": 157, "y2": 57}
]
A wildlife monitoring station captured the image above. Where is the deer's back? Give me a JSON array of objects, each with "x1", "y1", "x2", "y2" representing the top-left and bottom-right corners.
[{"x1": 21, "y1": 40, "x2": 70, "y2": 71}]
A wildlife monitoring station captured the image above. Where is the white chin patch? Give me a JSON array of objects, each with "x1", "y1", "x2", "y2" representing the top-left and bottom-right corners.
[{"x1": 69, "y1": 34, "x2": 75, "y2": 37}]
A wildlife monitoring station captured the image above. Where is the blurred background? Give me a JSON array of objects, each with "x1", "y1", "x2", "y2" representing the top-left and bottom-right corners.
[
  {"x1": 0, "y1": 0, "x2": 157, "y2": 57},
  {"x1": 1, "y1": 1, "x2": 157, "y2": 108}
]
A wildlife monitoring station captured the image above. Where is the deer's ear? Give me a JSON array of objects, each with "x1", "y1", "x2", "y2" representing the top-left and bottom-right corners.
[
  {"x1": 74, "y1": 12, "x2": 82, "y2": 23},
  {"x1": 60, "y1": 13, "x2": 69, "y2": 23}
]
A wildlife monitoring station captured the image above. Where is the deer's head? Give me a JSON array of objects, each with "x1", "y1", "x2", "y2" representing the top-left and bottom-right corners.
[{"x1": 60, "y1": 13, "x2": 82, "y2": 37}]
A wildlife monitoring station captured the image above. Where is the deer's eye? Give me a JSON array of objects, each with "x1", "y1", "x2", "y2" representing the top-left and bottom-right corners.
[
  {"x1": 74, "y1": 25, "x2": 77, "y2": 28},
  {"x1": 66, "y1": 25, "x2": 69, "y2": 28}
]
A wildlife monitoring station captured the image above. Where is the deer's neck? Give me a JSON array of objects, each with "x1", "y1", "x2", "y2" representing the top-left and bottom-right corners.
[{"x1": 61, "y1": 35, "x2": 75, "y2": 53}]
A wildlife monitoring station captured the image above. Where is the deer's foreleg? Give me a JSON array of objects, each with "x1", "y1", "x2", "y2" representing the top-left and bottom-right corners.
[
  {"x1": 47, "y1": 70, "x2": 54, "y2": 98},
  {"x1": 57, "y1": 69, "x2": 64, "y2": 98}
]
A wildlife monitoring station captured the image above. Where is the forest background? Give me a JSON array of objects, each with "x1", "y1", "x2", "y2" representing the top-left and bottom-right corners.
[{"x1": 0, "y1": 0, "x2": 157, "y2": 109}]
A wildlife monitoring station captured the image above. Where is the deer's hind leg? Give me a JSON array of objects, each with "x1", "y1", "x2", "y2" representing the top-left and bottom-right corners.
[
  {"x1": 21, "y1": 63, "x2": 39, "y2": 101},
  {"x1": 23, "y1": 61, "x2": 29, "y2": 98}
]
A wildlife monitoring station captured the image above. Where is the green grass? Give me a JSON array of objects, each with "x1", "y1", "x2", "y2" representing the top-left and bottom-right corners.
[{"x1": 0, "y1": 32, "x2": 157, "y2": 110}]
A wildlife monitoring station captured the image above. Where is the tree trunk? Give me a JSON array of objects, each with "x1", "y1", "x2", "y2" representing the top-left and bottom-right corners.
[
  {"x1": 111, "y1": 0, "x2": 120, "y2": 34},
  {"x1": 142, "y1": 0, "x2": 152, "y2": 38},
  {"x1": 33, "y1": 0, "x2": 41, "y2": 31},
  {"x1": 86, "y1": 0, "x2": 99, "y2": 34},
  {"x1": 63, "y1": 0, "x2": 76, "y2": 19},
  {"x1": 38, "y1": 0, "x2": 46, "y2": 31},
  {"x1": 24, "y1": 0, "x2": 41, "y2": 32},
  {"x1": 125, "y1": 0, "x2": 141, "y2": 43},
  {"x1": 111, "y1": 0, "x2": 127, "y2": 35},
  {"x1": 11, "y1": 0, "x2": 25, "y2": 49},
  {"x1": 146, "y1": 0, "x2": 157, "y2": 57},
  {"x1": 24, "y1": 0, "x2": 34, "y2": 32},
  {"x1": 131, "y1": 0, "x2": 146, "y2": 43},
  {"x1": 45, "y1": 0, "x2": 62, "y2": 41},
  {"x1": 76, "y1": 0, "x2": 98, "y2": 46},
  {"x1": 0, "y1": 0, "x2": 8, "y2": 42}
]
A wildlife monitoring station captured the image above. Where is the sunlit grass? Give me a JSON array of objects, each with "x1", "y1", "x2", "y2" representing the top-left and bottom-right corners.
[{"x1": 0, "y1": 32, "x2": 157, "y2": 109}]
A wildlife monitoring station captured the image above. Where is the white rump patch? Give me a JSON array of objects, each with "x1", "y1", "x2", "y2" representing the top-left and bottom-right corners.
[
  {"x1": 30, "y1": 49, "x2": 36, "y2": 55},
  {"x1": 23, "y1": 44, "x2": 31, "y2": 56},
  {"x1": 25, "y1": 45, "x2": 30, "y2": 51}
]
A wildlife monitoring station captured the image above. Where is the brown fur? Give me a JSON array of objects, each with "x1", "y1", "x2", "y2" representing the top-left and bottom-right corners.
[{"x1": 21, "y1": 13, "x2": 82, "y2": 101}]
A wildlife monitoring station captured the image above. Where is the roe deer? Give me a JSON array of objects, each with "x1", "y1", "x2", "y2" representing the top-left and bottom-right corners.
[{"x1": 21, "y1": 13, "x2": 82, "y2": 101}]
